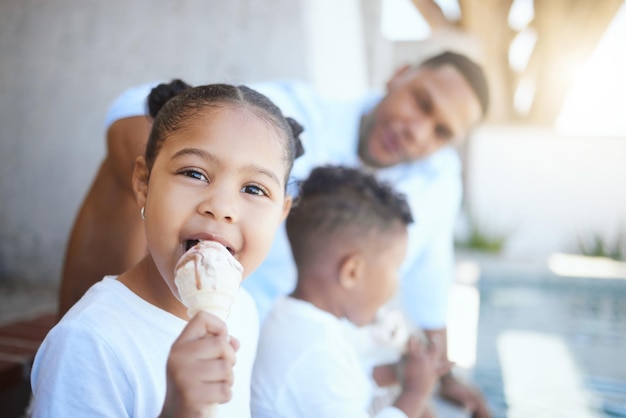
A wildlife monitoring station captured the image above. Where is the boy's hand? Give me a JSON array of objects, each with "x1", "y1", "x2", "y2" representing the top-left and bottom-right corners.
[
  {"x1": 160, "y1": 312, "x2": 239, "y2": 418},
  {"x1": 393, "y1": 335, "x2": 453, "y2": 417},
  {"x1": 402, "y1": 335, "x2": 453, "y2": 396}
]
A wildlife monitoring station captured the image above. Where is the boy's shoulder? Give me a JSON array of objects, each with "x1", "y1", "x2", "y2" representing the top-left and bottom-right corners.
[
  {"x1": 258, "y1": 297, "x2": 350, "y2": 357},
  {"x1": 262, "y1": 297, "x2": 340, "y2": 330},
  {"x1": 252, "y1": 298, "x2": 373, "y2": 415}
]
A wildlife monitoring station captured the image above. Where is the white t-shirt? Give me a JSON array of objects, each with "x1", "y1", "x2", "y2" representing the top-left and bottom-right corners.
[
  {"x1": 251, "y1": 297, "x2": 407, "y2": 418},
  {"x1": 30, "y1": 276, "x2": 259, "y2": 417}
]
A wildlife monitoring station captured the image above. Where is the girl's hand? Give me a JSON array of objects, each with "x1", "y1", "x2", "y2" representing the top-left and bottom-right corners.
[{"x1": 160, "y1": 312, "x2": 239, "y2": 418}]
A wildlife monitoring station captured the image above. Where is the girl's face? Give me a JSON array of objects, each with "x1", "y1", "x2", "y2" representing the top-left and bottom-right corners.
[{"x1": 135, "y1": 105, "x2": 292, "y2": 301}]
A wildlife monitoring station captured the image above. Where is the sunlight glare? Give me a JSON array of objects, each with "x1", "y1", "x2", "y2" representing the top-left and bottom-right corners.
[
  {"x1": 508, "y1": 0, "x2": 534, "y2": 31},
  {"x1": 548, "y1": 252, "x2": 626, "y2": 280},
  {"x1": 381, "y1": 0, "x2": 460, "y2": 41},
  {"x1": 508, "y1": 28, "x2": 537, "y2": 73},
  {"x1": 498, "y1": 331, "x2": 598, "y2": 416},
  {"x1": 513, "y1": 77, "x2": 535, "y2": 115},
  {"x1": 381, "y1": 0, "x2": 431, "y2": 41},
  {"x1": 556, "y1": 1, "x2": 626, "y2": 136}
]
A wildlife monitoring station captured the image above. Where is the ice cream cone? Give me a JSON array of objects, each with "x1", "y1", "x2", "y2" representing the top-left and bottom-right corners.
[
  {"x1": 174, "y1": 240, "x2": 243, "y2": 319},
  {"x1": 173, "y1": 240, "x2": 244, "y2": 417}
]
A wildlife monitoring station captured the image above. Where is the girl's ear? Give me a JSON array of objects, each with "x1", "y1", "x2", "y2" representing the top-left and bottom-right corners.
[
  {"x1": 338, "y1": 252, "x2": 364, "y2": 290},
  {"x1": 132, "y1": 156, "x2": 149, "y2": 210},
  {"x1": 280, "y1": 195, "x2": 293, "y2": 223}
]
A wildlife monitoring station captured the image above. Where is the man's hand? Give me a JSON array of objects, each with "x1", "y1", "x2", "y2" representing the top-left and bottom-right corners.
[
  {"x1": 439, "y1": 373, "x2": 491, "y2": 418},
  {"x1": 423, "y1": 328, "x2": 491, "y2": 417}
]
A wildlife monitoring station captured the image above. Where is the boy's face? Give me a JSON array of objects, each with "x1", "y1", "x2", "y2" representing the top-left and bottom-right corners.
[
  {"x1": 135, "y1": 106, "x2": 292, "y2": 303},
  {"x1": 359, "y1": 64, "x2": 482, "y2": 168},
  {"x1": 347, "y1": 225, "x2": 408, "y2": 326}
]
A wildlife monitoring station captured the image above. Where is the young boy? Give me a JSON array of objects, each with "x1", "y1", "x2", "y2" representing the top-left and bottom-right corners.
[{"x1": 251, "y1": 165, "x2": 451, "y2": 418}]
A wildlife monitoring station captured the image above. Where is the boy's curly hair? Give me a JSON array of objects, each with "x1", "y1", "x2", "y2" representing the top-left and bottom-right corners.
[{"x1": 286, "y1": 165, "x2": 413, "y2": 267}]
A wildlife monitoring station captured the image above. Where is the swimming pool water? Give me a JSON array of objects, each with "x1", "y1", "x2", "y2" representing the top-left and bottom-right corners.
[{"x1": 473, "y1": 271, "x2": 626, "y2": 417}]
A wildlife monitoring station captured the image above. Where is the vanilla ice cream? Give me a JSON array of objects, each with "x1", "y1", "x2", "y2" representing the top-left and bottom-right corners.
[{"x1": 174, "y1": 240, "x2": 243, "y2": 320}]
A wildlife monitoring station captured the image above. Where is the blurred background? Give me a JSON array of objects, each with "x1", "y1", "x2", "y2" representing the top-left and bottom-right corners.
[{"x1": 0, "y1": 0, "x2": 625, "y2": 416}]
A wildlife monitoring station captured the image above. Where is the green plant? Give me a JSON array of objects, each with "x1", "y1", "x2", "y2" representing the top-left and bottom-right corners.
[
  {"x1": 577, "y1": 232, "x2": 625, "y2": 261},
  {"x1": 455, "y1": 215, "x2": 509, "y2": 254}
]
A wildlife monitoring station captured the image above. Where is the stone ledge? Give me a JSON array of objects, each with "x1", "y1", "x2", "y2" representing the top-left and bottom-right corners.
[{"x1": 0, "y1": 313, "x2": 56, "y2": 393}]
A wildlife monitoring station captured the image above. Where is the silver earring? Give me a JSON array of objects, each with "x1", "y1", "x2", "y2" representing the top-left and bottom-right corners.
[{"x1": 140, "y1": 207, "x2": 145, "y2": 220}]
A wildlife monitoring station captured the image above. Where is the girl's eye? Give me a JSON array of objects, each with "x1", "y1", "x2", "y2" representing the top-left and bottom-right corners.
[
  {"x1": 241, "y1": 184, "x2": 268, "y2": 197},
  {"x1": 181, "y1": 169, "x2": 207, "y2": 182}
]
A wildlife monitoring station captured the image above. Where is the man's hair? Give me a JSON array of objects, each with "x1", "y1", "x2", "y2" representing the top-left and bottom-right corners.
[
  {"x1": 420, "y1": 51, "x2": 490, "y2": 116},
  {"x1": 286, "y1": 165, "x2": 413, "y2": 269}
]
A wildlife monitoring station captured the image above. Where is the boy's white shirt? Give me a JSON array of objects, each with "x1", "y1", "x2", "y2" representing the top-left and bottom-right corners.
[
  {"x1": 252, "y1": 296, "x2": 407, "y2": 418},
  {"x1": 30, "y1": 276, "x2": 259, "y2": 418}
]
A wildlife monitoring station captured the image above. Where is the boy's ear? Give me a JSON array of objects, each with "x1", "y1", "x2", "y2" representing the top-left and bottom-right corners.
[
  {"x1": 280, "y1": 195, "x2": 293, "y2": 223},
  {"x1": 338, "y1": 252, "x2": 364, "y2": 290},
  {"x1": 132, "y1": 156, "x2": 149, "y2": 210}
]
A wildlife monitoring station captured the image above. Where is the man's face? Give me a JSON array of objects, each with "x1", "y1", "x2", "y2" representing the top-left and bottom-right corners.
[{"x1": 359, "y1": 64, "x2": 483, "y2": 168}]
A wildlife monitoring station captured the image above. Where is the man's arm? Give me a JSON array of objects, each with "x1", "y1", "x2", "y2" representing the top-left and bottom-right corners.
[
  {"x1": 424, "y1": 328, "x2": 491, "y2": 418},
  {"x1": 105, "y1": 116, "x2": 152, "y2": 194},
  {"x1": 58, "y1": 116, "x2": 151, "y2": 316},
  {"x1": 396, "y1": 151, "x2": 490, "y2": 417}
]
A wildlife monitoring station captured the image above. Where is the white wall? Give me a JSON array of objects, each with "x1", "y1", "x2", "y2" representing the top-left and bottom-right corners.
[
  {"x1": 0, "y1": 0, "x2": 374, "y2": 285},
  {"x1": 464, "y1": 126, "x2": 626, "y2": 261},
  {"x1": 0, "y1": 0, "x2": 311, "y2": 284},
  {"x1": 302, "y1": 0, "x2": 369, "y2": 98}
]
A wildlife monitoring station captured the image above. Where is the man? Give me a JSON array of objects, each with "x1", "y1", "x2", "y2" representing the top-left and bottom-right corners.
[
  {"x1": 59, "y1": 51, "x2": 490, "y2": 417},
  {"x1": 244, "y1": 51, "x2": 490, "y2": 418}
]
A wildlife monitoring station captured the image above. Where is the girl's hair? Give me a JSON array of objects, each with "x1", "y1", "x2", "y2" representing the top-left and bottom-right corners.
[
  {"x1": 145, "y1": 79, "x2": 305, "y2": 182},
  {"x1": 286, "y1": 165, "x2": 413, "y2": 267}
]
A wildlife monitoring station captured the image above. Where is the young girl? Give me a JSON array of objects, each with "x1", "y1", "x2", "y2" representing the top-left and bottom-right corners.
[{"x1": 30, "y1": 82, "x2": 304, "y2": 417}]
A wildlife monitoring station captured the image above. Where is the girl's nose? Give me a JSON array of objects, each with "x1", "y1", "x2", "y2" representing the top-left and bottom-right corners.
[{"x1": 198, "y1": 185, "x2": 237, "y2": 222}]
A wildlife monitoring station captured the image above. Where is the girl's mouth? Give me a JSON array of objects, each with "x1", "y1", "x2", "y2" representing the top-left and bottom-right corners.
[
  {"x1": 184, "y1": 239, "x2": 235, "y2": 255},
  {"x1": 184, "y1": 239, "x2": 200, "y2": 252}
]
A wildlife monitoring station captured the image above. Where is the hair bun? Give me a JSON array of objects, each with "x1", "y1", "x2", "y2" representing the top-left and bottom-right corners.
[
  {"x1": 147, "y1": 79, "x2": 192, "y2": 118},
  {"x1": 286, "y1": 117, "x2": 305, "y2": 159}
]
